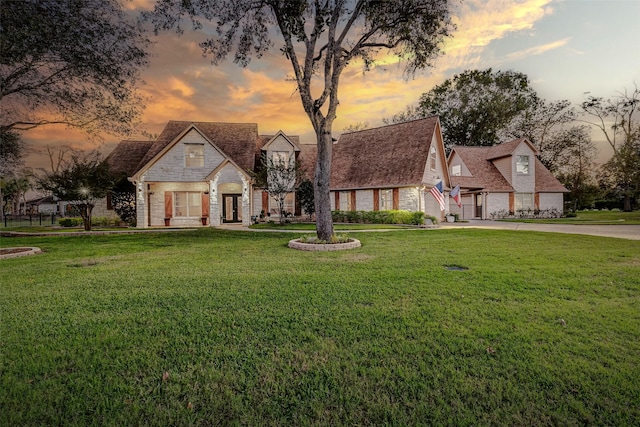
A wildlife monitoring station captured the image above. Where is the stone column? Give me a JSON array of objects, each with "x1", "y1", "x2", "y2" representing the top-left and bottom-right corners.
[
  {"x1": 210, "y1": 175, "x2": 220, "y2": 226},
  {"x1": 241, "y1": 175, "x2": 251, "y2": 226},
  {"x1": 136, "y1": 179, "x2": 146, "y2": 228}
]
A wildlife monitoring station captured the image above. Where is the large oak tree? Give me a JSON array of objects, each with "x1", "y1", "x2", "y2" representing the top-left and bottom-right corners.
[
  {"x1": 0, "y1": 0, "x2": 150, "y2": 138},
  {"x1": 145, "y1": 0, "x2": 456, "y2": 240}
]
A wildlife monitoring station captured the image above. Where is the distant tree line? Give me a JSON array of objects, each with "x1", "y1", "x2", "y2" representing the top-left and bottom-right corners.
[{"x1": 382, "y1": 69, "x2": 639, "y2": 212}]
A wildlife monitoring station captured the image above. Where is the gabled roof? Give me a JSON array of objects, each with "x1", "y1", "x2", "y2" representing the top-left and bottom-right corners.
[
  {"x1": 450, "y1": 142, "x2": 568, "y2": 193},
  {"x1": 260, "y1": 130, "x2": 302, "y2": 152},
  {"x1": 450, "y1": 146, "x2": 513, "y2": 192},
  {"x1": 106, "y1": 140, "x2": 154, "y2": 176},
  {"x1": 135, "y1": 121, "x2": 260, "y2": 174},
  {"x1": 535, "y1": 159, "x2": 569, "y2": 192},
  {"x1": 486, "y1": 138, "x2": 539, "y2": 160},
  {"x1": 330, "y1": 117, "x2": 440, "y2": 190}
]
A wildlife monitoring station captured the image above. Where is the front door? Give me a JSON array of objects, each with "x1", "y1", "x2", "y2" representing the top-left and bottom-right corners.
[
  {"x1": 222, "y1": 194, "x2": 242, "y2": 223},
  {"x1": 475, "y1": 194, "x2": 483, "y2": 218}
]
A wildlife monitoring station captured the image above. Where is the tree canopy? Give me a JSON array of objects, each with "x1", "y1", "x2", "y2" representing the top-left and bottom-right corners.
[
  {"x1": 0, "y1": 0, "x2": 150, "y2": 138},
  {"x1": 580, "y1": 85, "x2": 640, "y2": 211},
  {"x1": 146, "y1": 0, "x2": 456, "y2": 240},
  {"x1": 38, "y1": 151, "x2": 114, "y2": 231}
]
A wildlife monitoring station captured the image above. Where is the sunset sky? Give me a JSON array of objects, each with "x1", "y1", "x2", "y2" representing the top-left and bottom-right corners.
[{"x1": 22, "y1": 0, "x2": 640, "y2": 170}]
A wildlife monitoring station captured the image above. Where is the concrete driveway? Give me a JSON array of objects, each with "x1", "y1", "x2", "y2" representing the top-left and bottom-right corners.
[{"x1": 440, "y1": 220, "x2": 640, "y2": 241}]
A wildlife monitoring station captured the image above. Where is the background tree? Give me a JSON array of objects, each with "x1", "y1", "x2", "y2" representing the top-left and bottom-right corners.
[
  {"x1": 252, "y1": 153, "x2": 303, "y2": 225},
  {"x1": 384, "y1": 69, "x2": 575, "y2": 158},
  {"x1": 38, "y1": 151, "x2": 114, "y2": 231},
  {"x1": 1, "y1": 169, "x2": 32, "y2": 216},
  {"x1": 111, "y1": 174, "x2": 137, "y2": 226},
  {"x1": 0, "y1": 129, "x2": 25, "y2": 220},
  {"x1": 0, "y1": 0, "x2": 150, "y2": 140},
  {"x1": 417, "y1": 69, "x2": 538, "y2": 149},
  {"x1": 296, "y1": 178, "x2": 315, "y2": 220},
  {"x1": 580, "y1": 85, "x2": 640, "y2": 211},
  {"x1": 342, "y1": 121, "x2": 370, "y2": 133},
  {"x1": 146, "y1": 0, "x2": 455, "y2": 241},
  {"x1": 553, "y1": 126, "x2": 599, "y2": 211}
]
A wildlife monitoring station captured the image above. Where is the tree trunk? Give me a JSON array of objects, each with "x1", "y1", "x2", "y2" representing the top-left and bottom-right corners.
[
  {"x1": 80, "y1": 204, "x2": 94, "y2": 231},
  {"x1": 623, "y1": 194, "x2": 632, "y2": 212},
  {"x1": 314, "y1": 127, "x2": 334, "y2": 241}
]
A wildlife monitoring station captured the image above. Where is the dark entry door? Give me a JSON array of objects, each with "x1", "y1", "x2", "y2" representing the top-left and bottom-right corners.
[
  {"x1": 222, "y1": 194, "x2": 242, "y2": 223},
  {"x1": 475, "y1": 194, "x2": 483, "y2": 218}
]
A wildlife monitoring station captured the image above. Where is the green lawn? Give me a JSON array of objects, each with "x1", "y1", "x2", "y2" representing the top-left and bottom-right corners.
[
  {"x1": 1, "y1": 228, "x2": 639, "y2": 425},
  {"x1": 503, "y1": 209, "x2": 640, "y2": 225},
  {"x1": 249, "y1": 222, "x2": 414, "y2": 230}
]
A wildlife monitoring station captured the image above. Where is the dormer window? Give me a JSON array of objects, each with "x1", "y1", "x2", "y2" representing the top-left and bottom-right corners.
[
  {"x1": 451, "y1": 164, "x2": 461, "y2": 176},
  {"x1": 516, "y1": 155, "x2": 529, "y2": 175},
  {"x1": 185, "y1": 144, "x2": 204, "y2": 168}
]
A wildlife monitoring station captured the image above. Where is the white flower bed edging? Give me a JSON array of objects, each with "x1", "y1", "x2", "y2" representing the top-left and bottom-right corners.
[{"x1": 288, "y1": 238, "x2": 361, "y2": 251}]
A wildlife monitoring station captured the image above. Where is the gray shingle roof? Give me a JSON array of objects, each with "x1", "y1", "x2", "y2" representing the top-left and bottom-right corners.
[{"x1": 106, "y1": 140, "x2": 154, "y2": 176}]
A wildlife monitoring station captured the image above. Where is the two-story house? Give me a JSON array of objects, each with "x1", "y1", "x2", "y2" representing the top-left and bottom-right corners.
[
  {"x1": 108, "y1": 121, "x2": 302, "y2": 227},
  {"x1": 447, "y1": 138, "x2": 568, "y2": 219}
]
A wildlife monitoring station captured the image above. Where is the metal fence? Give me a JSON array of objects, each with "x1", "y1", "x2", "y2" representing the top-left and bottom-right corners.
[{"x1": 1, "y1": 214, "x2": 60, "y2": 228}]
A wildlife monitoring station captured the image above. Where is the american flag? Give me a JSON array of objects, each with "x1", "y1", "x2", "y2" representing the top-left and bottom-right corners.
[{"x1": 430, "y1": 181, "x2": 446, "y2": 211}]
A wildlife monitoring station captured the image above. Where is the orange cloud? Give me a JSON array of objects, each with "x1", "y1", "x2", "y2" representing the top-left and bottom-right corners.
[{"x1": 21, "y1": 0, "x2": 558, "y2": 169}]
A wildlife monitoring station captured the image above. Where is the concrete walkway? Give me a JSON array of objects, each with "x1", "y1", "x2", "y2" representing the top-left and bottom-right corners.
[
  {"x1": 438, "y1": 220, "x2": 640, "y2": 241},
  {"x1": 219, "y1": 220, "x2": 640, "y2": 241}
]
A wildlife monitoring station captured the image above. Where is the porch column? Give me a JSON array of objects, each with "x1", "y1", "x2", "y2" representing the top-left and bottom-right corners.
[
  {"x1": 241, "y1": 176, "x2": 250, "y2": 226},
  {"x1": 210, "y1": 175, "x2": 220, "y2": 226},
  {"x1": 136, "y1": 179, "x2": 147, "y2": 228}
]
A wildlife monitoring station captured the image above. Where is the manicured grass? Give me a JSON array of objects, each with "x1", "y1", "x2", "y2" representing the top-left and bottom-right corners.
[
  {"x1": 249, "y1": 222, "x2": 414, "y2": 230},
  {"x1": 1, "y1": 228, "x2": 639, "y2": 425},
  {"x1": 503, "y1": 209, "x2": 640, "y2": 225}
]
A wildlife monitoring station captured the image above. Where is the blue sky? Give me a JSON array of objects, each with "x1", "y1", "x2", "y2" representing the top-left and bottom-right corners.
[{"x1": 23, "y1": 0, "x2": 640, "y2": 168}]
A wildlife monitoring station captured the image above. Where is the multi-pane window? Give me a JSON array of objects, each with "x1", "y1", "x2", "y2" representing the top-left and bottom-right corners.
[
  {"x1": 174, "y1": 192, "x2": 202, "y2": 217},
  {"x1": 380, "y1": 189, "x2": 393, "y2": 210},
  {"x1": 272, "y1": 151, "x2": 289, "y2": 166},
  {"x1": 429, "y1": 146, "x2": 437, "y2": 171},
  {"x1": 514, "y1": 193, "x2": 534, "y2": 211},
  {"x1": 185, "y1": 144, "x2": 204, "y2": 168},
  {"x1": 516, "y1": 155, "x2": 529, "y2": 175},
  {"x1": 339, "y1": 191, "x2": 351, "y2": 211}
]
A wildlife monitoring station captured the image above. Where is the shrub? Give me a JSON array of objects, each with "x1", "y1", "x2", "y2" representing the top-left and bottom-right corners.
[
  {"x1": 59, "y1": 217, "x2": 83, "y2": 227},
  {"x1": 331, "y1": 210, "x2": 425, "y2": 225}
]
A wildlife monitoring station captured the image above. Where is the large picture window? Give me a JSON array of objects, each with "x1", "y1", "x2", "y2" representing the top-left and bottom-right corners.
[
  {"x1": 516, "y1": 155, "x2": 529, "y2": 175},
  {"x1": 174, "y1": 192, "x2": 202, "y2": 217},
  {"x1": 514, "y1": 193, "x2": 534, "y2": 211},
  {"x1": 185, "y1": 144, "x2": 204, "y2": 168}
]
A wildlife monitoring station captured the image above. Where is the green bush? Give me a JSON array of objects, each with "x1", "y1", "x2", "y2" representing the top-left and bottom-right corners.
[
  {"x1": 332, "y1": 210, "x2": 425, "y2": 225},
  {"x1": 58, "y1": 217, "x2": 83, "y2": 227}
]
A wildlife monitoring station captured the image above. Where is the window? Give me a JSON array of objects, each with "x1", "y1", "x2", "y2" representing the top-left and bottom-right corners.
[
  {"x1": 174, "y1": 192, "x2": 202, "y2": 217},
  {"x1": 516, "y1": 155, "x2": 529, "y2": 175},
  {"x1": 380, "y1": 189, "x2": 393, "y2": 210},
  {"x1": 339, "y1": 191, "x2": 351, "y2": 211},
  {"x1": 272, "y1": 151, "x2": 289, "y2": 166},
  {"x1": 514, "y1": 193, "x2": 534, "y2": 211},
  {"x1": 185, "y1": 144, "x2": 204, "y2": 168},
  {"x1": 451, "y1": 164, "x2": 461, "y2": 176},
  {"x1": 429, "y1": 146, "x2": 437, "y2": 171}
]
